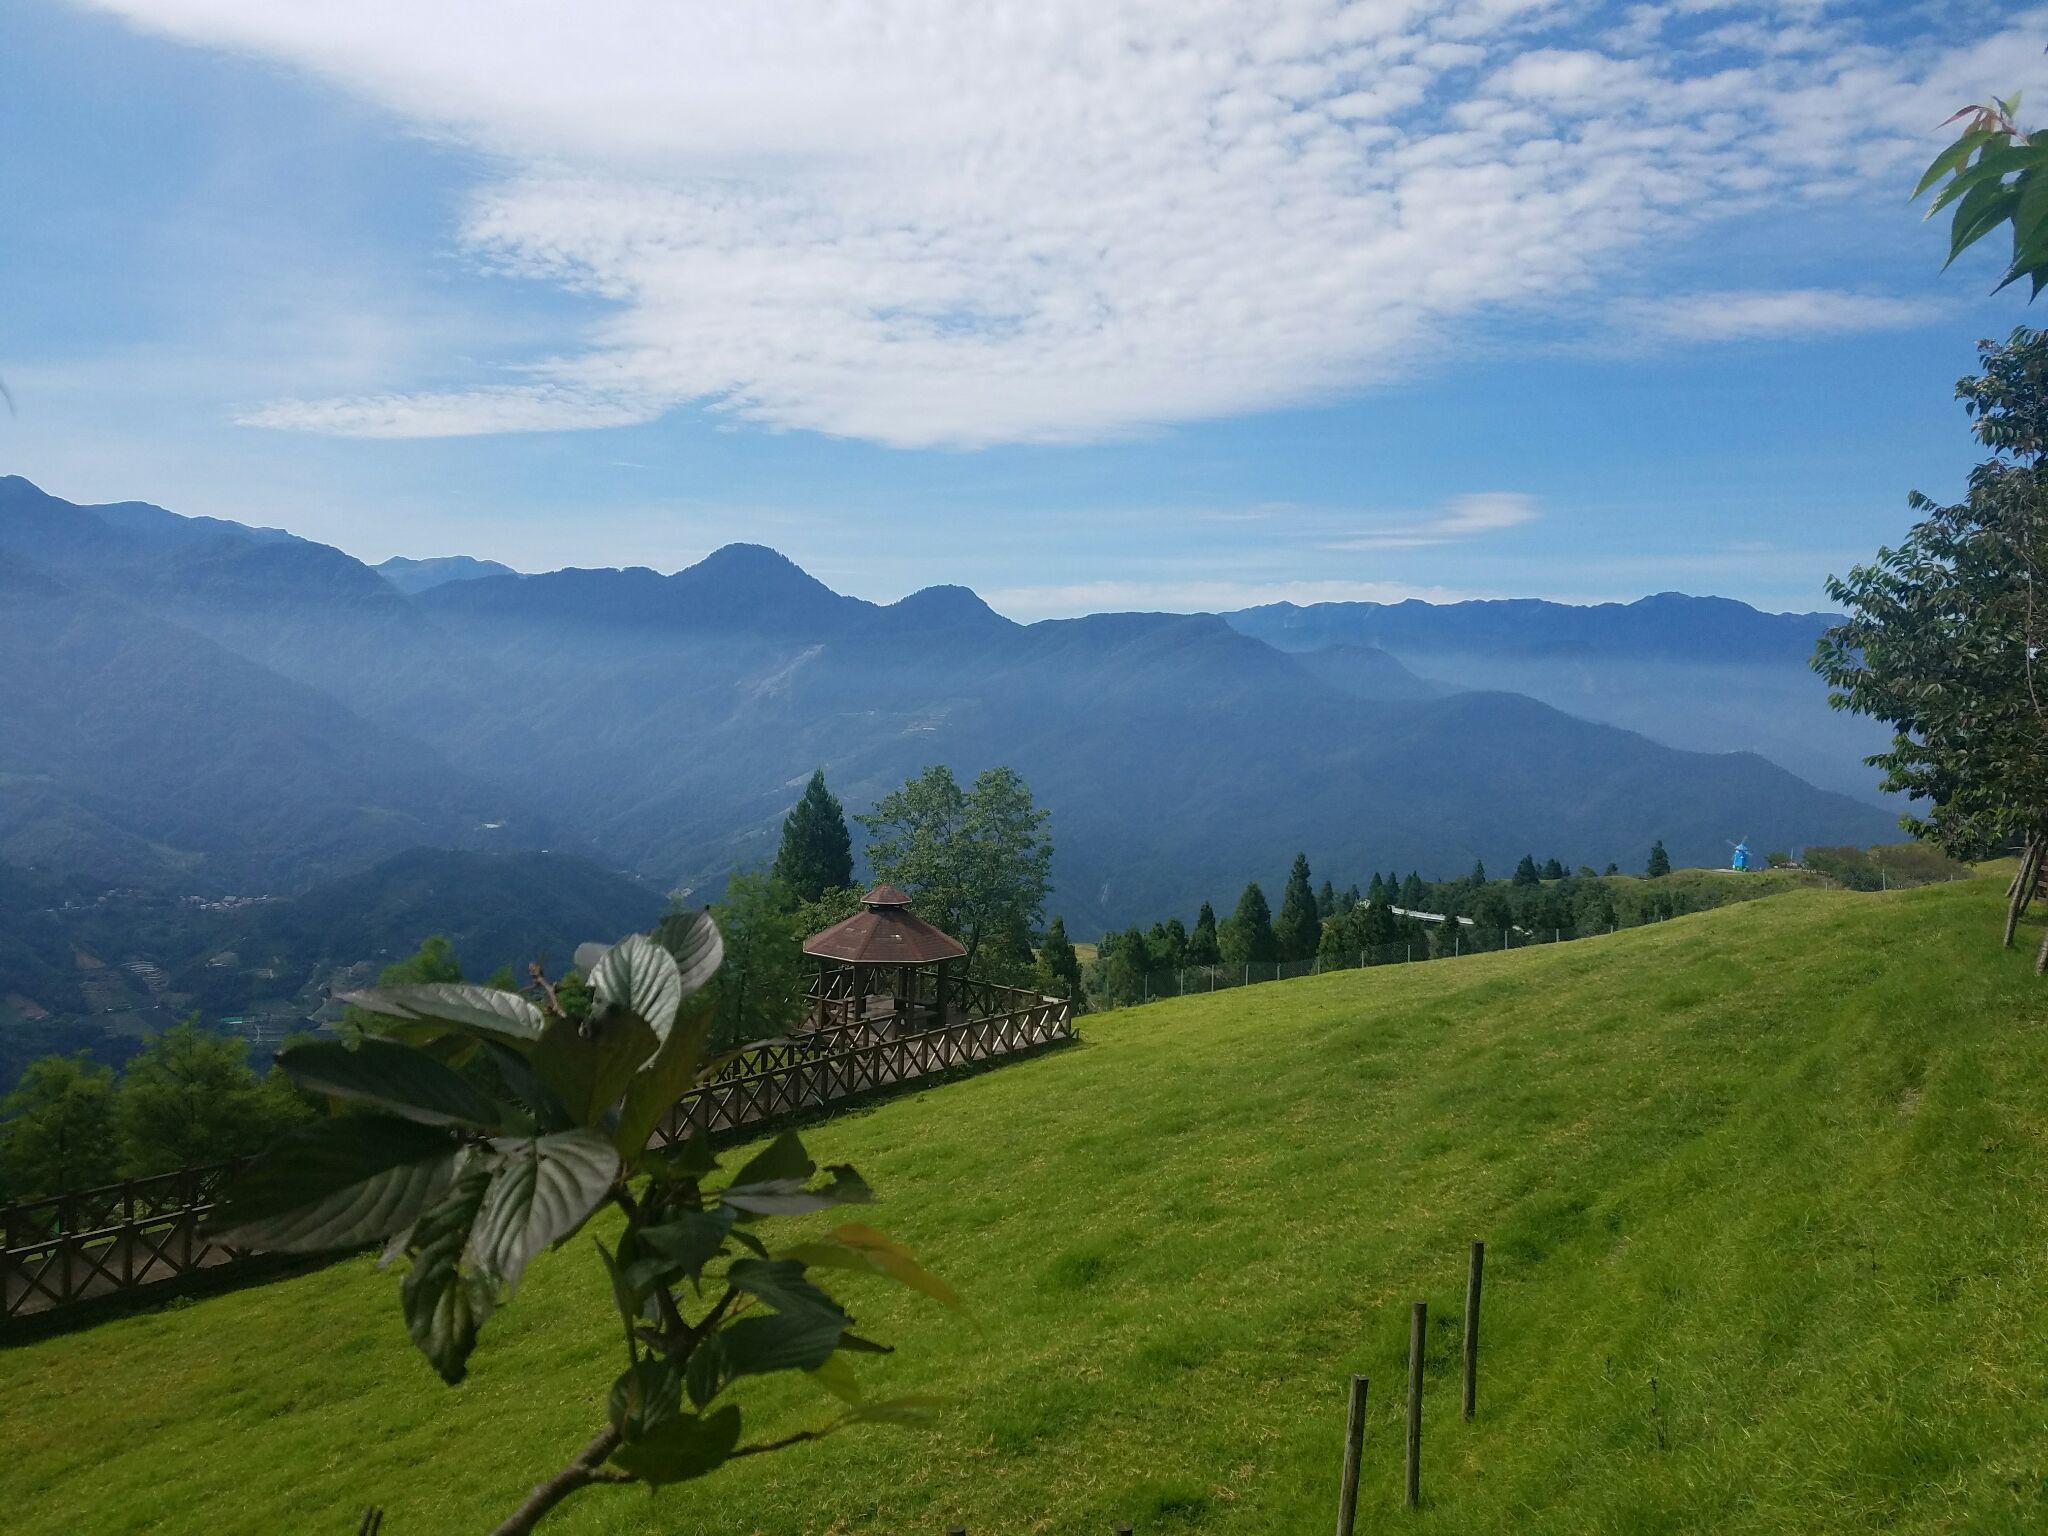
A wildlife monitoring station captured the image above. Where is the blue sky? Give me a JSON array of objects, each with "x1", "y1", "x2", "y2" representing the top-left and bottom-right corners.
[{"x1": 2, "y1": 0, "x2": 2045, "y2": 617}]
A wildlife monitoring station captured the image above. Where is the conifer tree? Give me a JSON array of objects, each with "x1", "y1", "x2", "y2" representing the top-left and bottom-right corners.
[
  {"x1": 1513, "y1": 854, "x2": 1541, "y2": 887},
  {"x1": 772, "y1": 769, "x2": 854, "y2": 903},
  {"x1": 1470, "y1": 859, "x2": 1487, "y2": 885},
  {"x1": 1341, "y1": 884, "x2": 1362, "y2": 913},
  {"x1": 1187, "y1": 902, "x2": 1222, "y2": 965},
  {"x1": 1316, "y1": 880, "x2": 1337, "y2": 919},
  {"x1": 1541, "y1": 857, "x2": 1566, "y2": 881},
  {"x1": 1646, "y1": 840, "x2": 1672, "y2": 878},
  {"x1": 1274, "y1": 854, "x2": 1320, "y2": 961},
  {"x1": 1036, "y1": 916, "x2": 1084, "y2": 1001},
  {"x1": 1367, "y1": 872, "x2": 1386, "y2": 904},
  {"x1": 1401, "y1": 872, "x2": 1425, "y2": 908},
  {"x1": 1221, "y1": 882, "x2": 1279, "y2": 965}
]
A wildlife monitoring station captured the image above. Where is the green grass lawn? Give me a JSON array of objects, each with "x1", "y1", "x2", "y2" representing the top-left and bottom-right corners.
[{"x1": 9, "y1": 873, "x2": 2048, "y2": 1534}]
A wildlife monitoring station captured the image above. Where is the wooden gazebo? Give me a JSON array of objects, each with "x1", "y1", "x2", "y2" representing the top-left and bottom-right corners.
[{"x1": 802, "y1": 884, "x2": 966, "y2": 1035}]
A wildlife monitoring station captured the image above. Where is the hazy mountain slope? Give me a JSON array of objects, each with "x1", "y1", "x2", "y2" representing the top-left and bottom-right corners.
[
  {"x1": 0, "y1": 475, "x2": 1899, "y2": 927},
  {"x1": 0, "y1": 558, "x2": 507, "y2": 889},
  {"x1": 375, "y1": 554, "x2": 517, "y2": 593},
  {"x1": 1286, "y1": 643, "x2": 1445, "y2": 702},
  {"x1": 1228, "y1": 593, "x2": 1894, "y2": 804}
]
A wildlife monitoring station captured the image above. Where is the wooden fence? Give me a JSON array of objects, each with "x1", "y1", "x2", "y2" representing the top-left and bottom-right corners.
[{"x1": 2, "y1": 994, "x2": 1074, "y2": 1324}]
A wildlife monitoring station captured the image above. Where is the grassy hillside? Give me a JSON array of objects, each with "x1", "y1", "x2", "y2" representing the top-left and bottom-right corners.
[{"x1": 7, "y1": 874, "x2": 2048, "y2": 1533}]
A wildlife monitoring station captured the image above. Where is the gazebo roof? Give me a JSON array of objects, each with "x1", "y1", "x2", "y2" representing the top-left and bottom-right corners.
[{"x1": 803, "y1": 884, "x2": 966, "y2": 965}]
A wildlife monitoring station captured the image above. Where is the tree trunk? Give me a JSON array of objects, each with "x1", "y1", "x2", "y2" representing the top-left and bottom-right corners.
[
  {"x1": 2035, "y1": 918, "x2": 2048, "y2": 976},
  {"x1": 2006, "y1": 840, "x2": 2041, "y2": 948}
]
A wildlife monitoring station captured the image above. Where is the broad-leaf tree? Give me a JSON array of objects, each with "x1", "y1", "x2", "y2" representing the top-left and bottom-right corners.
[
  {"x1": 705, "y1": 874, "x2": 806, "y2": 1052},
  {"x1": 860, "y1": 765, "x2": 1053, "y2": 971},
  {"x1": 1817, "y1": 329, "x2": 2048, "y2": 960},
  {"x1": 0, "y1": 1053, "x2": 118, "y2": 1201},
  {"x1": 115, "y1": 1019, "x2": 309, "y2": 1178},
  {"x1": 209, "y1": 914, "x2": 955, "y2": 1534}
]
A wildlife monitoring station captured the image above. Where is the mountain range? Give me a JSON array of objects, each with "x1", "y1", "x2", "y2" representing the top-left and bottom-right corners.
[{"x1": 0, "y1": 473, "x2": 1900, "y2": 934}]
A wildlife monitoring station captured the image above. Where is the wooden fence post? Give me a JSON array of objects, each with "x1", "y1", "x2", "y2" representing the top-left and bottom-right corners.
[
  {"x1": 1336, "y1": 1373, "x2": 1368, "y2": 1536},
  {"x1": 1405, "y1": 1301, "x2": 1426, "y2": 1510},
  {"x1": 1462, "y1": 1240, "x2": 1484, "y2": 1421}
]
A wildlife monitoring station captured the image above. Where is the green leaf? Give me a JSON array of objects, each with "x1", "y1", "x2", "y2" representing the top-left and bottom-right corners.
[
  {"x1": 533, "y1": 1008, "x2": 659, "y2": 1125},
  {"x1": 609, "y1": 1358, "x2": 684, "y2": 1439},
  {"x1": 720, "y1": 1306, "x2": 848, "y2": 1376},
  {"x1": 725, "y1": 1258, "x2": 850, "y2": 1326},
  {"x1": 466, "y1": 1127, "x2": 620, "y2": 1293},
  {"x1": 609, "y1": 1405, "x2": 741, "y2": 1486},
  {"x1": 616, "y1": 1000, "x2": 714, "y2": 1160},
  {"x1": 1914, "y1": 128, "x2": 1997, "y2": 199},
  {"x1": 337, "y1": 983, "x2": 547, "y2": 1046},
  {"x1": 279, "y1": 1038, "x2": 506, "y2": 1130},
  {"x1": 399, "y1": 1157, "x2": 498, "y2": 1384},
  {"x1": 590, "y1": 934, "x2": 685, "y2": 1041},
  {"x1": 208, "y1": 1116, "x2": 461, "y2": 1253},
  {"x1": 632, "y1": 1206, "x2": 738, "y2": 1290},
  {"x1": 651, "y1": 910, "x2": 725, "y2": 1004},
  {"x1": 720, "y1": 1164, "x2": 873, "y2": 1218},
  {"x1": 684, "y1": 1330, "x2": 730, "y2": 1408},
  {"x1": 780, "y1": 1223, "x2": 964, "y2": 1312},
  {"x1": 805, "y1": 1353, "x2": 865, "y2": 1405}
]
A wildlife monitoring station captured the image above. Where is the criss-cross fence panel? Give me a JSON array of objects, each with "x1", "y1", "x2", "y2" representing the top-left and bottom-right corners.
[{"x1": 3, "y1": 995, "x2": 1075, "y2": 1322}]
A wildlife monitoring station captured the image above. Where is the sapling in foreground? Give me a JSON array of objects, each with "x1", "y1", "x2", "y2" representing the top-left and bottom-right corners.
[{"x1": 211, "y1": 912, "x2": 956, "y2": 1534}]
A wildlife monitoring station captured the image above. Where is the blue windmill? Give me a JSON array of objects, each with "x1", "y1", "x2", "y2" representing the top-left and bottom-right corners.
[{"x1": 1728, "y1": 838, "x2": 1752, "y2": 872}]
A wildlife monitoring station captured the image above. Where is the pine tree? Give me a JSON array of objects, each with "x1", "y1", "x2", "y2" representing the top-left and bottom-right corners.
[
  {"x1": 1275, "y1": 853, "x2": 1321, "y2": 961},
  {"x1": 1541, "y1": 857, "x2": 1566, "y2": 881},
  {"x1": 1367, "y1": 872, "x2": 1386, "y2": 904},
  {"x1": 1316, "y1": 880, "x2": 1337, "y2": 919},
  {"x1": 1513, "y1": 854, "x2": 1541, "y2": 887},
  {"x1": 1341, "y1": 884, "x2": 1362, "y2": 913},
  {"x1": 1036, "y1": 916, "x2": 1084, "y2": 1001},
  {"x1": 1401, "y1": 872, "x2": 1425, "y2": 908},
  {"x1": 1220, "y1": 882, "x2": 1279, "y2": 965},
  {"x1": 771, "y1": 769, "x2": 854, "y2": 903},
  {"x1": 1646, "y1": 840, "x2": 1672, "y2": 878},
  {"x1": 1187, "y1": 902, "x2": 1222, "y2": 965},
  {"x1": 1470, "y1": 859, "x2": 1487, "y2": 885}
]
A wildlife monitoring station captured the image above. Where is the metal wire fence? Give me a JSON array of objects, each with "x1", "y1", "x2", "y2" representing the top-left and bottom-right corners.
[{"x1": 1089, "y1": 921, "x2": 1625, "y2": 1011}]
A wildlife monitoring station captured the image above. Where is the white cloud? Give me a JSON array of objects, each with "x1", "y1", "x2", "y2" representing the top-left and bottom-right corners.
[
  {"x1": 78, "y1": 1, "x2": 2048, "y2": 448},
  {"x1": 1325, "y1": 491, "x2": 1540, "y2": 549},
  {"x1": 1618, "y1": 288, "x2": 1942, "y2": 343},
  {"x1": 982, "y1": 577, "x2": 1478, "y2": 622}
]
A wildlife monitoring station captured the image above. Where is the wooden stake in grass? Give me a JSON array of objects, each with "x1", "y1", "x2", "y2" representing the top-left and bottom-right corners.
[
  {"x1": 1336, "y1": 1374, "x2": 1369, "y2": 1536},
  {"x1": 1462, "y1": 1240, "x2": 1485, "y2": 1421},
  {"x1": 1406, "y1": 1301, "x2": 1426, "y2": 1510}
]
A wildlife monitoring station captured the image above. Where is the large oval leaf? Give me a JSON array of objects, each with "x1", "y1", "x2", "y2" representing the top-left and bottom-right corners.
[
  {"x1": 208, "y1": 1116, "x2": 462, "y2": 1253},
  {"x1": 590, "y1": 934, "x2": 684, "y2": 1041},
  {"x1": 466, "y1": 1127, "x2": 621, "y2": 1293},
  {"x1": 652, "y1": 910, "x2": 724, "y2": 1004},
  {"x1": 338, "y1": 983, "x2": 546, "y2": 1047},
  {"x1": 280, "y1": 1038, "x2": 507, "y2": 1130}
]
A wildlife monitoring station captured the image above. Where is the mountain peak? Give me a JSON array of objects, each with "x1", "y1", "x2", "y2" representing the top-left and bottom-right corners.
[{"x1": 881, "y1": 584, "x2": 1010, "y2": 631}]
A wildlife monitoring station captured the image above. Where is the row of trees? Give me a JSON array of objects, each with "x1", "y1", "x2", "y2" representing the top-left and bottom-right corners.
[
  {"x1": 1078, "y1": 846, "x2": 1725, "y2": 1009},
  {"x1": 0, "y1": 1023, "x2": 310, "y2": 1205}
]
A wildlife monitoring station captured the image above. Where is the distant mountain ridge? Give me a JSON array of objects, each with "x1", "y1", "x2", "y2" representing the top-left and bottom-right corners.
[
  {"x1": 376, "y1": 554, "x2": 518, "y2": 593},
  {"x1": 0, "y1": 473, "x2": 1898, "y2": 929}
]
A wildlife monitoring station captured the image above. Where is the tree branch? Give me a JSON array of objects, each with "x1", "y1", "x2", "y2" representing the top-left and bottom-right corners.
[{"x1": 489, "y1": 1425, "x2": 627, "y2": 1536}]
